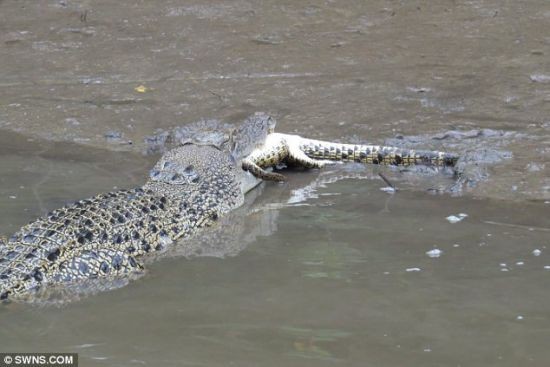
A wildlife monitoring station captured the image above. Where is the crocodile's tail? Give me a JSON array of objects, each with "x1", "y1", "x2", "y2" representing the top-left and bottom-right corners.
[{"x1": 298, "y1": 137, "x2": 459, "y2": 167}]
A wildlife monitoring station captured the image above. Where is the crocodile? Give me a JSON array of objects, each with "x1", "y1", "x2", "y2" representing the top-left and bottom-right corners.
[{"x1": 0, "y1": 113, "x2": 459, "y2": 303}]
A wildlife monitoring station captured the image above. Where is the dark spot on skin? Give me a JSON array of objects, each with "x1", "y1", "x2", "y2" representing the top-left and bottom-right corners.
[
  {"x1": 158, "y1": 203, "x2": 165, "y2": 210},
  {"x1": 394, "y1": 155, "x2": 403, "y2": 165},
  {"x1": 84, "y1": 219, "x2": 93, "y2": 227},
  {"x1": 160, "y1": 197, "x2": 167, "y2": 204},
  {"x1": 77, "y1": 236, "x2": 85, "y2": 244},
  {"x1": 1, "y1": 292, "x2": 9, "y2": 301},
  {"x1": 117, "y1": 215, "x2": 125, "y2": 224},
  {"x1": 124, "y1": 234, "x2": 129, "y2": 242},
  {"x1": 114, "y1": 234, "x2": 123, "y2": 244},
  {"x1": 132, "y1": 231, "x2": 140, "y2": 240},
  {"x1": 129, "y1": 256, "x2": 138, "y2": 268},
  {"x1": 32, "y1": 269, "x2": 43, "y2": 282},
  {"x1": 149, "y1": 224, "x2": 158, "y2": 233},
  {"x1": 191, "y1": 176, "x2": 200, "y2": 183},
  {"x1": 109, "y1": 218, "x2": 116, "y2": 225},
  {"x1": 47, "y1": 248, "x2": 60, "y2": 262},
  {"x1": 127, "y1": 246, "x2": 136, "y2": 253},
  {"x1": 46, "y1": 230, "x2": 56, "y2": 237},
  {"x1": 0, "y1": 273, "x2": 8, "y2": 280},
  {"x1": 141, "y1": 241, "x2": 151, "y2": 252},
  {"x1": 78, "y1": 261, "x2": 89, "y2": 274},
  {"x1": 101, "y1": 232, "x2": 109, "y2": 241},
  {"x1": 141, "y1": 206, "x2": 150, "y2": 214},
  {"x1": 211, "y1": 212, "x2": 218, "y2": 221},
  {"x1": 171, "y1": 173, "x2": 182, "y2": 182},
  {"x1": 23, "y1": 234, "x2": 35, "y2": 243},
  {"x1": 150, "y1": 204, "x2": 157, "y2": 211},
  {"x1": 85, "y1": 231, "x2": 93, "y2": 241},
  {"x1": 100, "y1": 261, "x2": 110, "y2": 274},
  {"x1": 112, "y1": 255, "x2": 123, "y2": 270},
  {"x1": 155, "y1": 244, "x2": 163, "y2": 251}
]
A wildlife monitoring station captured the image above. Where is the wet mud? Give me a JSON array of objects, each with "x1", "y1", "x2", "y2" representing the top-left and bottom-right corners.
[
  {"x1": 1, "y1": 0, "x2": 550, "y2": 366},
  {"x1": 1, "y1": 0, "x2": 548, "y2": 201}
]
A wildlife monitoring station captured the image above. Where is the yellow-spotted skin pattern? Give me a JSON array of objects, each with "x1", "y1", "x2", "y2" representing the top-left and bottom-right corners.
[
  {"x1": 299, "y1": 137, "x2": 459, "y2": 166},
  {"x1": 0, "y1": 145, "x2": 242, "y2": 302},
  {"x1": 0, "y1": 113, "x2": 460, "y2": 303},
  {"x1": 242, "y1": 133, "x2": 458, "y2": 181}
]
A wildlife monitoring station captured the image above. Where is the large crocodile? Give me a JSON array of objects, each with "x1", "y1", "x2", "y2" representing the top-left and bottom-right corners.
[{"x1": 0, "y1": 113, "x2": 458, "y2": 303}]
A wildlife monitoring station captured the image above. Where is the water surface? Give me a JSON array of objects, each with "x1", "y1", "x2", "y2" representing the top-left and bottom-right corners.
[
  {"x1": 1, "y1": 0, "x2": 550, "y2": 366},
  {"x1": 1, "y1": 135, "x2": 549, "y2": 366}
]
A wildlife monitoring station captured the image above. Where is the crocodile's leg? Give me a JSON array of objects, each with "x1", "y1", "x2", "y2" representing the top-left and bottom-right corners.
[
  {"x1": 242, "y1": 158, "x2": 287, "y2": 182},
  {"x1": 242, "y1": 133, "x2": 290, "y2": 182},
  {"x1": 242, "y1": 134, "x2": 331, "y2": 181},
  {"x1": 283, "y1": 134, "x2": 334, "y2": 169}
]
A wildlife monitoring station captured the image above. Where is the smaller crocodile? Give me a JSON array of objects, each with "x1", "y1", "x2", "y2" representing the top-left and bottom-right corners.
[
  {"x1": 241, "y1": 128, "x2": 458, "y2": 182},
  {"x1": 0, "y1": 113, "x2": 458, "y2": 303}
]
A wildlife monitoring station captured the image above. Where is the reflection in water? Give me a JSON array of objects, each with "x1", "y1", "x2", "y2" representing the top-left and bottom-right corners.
[{"x1": 0, "y1": 138, "x2": 549, "y2": 365}]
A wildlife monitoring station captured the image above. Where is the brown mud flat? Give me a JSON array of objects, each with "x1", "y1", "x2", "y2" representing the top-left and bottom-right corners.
[
  {"x1": 0, "y1": 0, "x2": 548, "y2": 201},
  {"x1": 1, "y1": 1, "x2": 550, "y2": 367}
]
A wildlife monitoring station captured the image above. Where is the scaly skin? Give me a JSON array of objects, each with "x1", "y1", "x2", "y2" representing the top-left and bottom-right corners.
[
  {"x1": 242, "y1": 133, "x2": 459, "y2": 181},
  {"x1": 0, "y1": 114, "x2": 459, "y2": 303},
  {"x1": 0, "y1": 145, "x2": 243, "y2": 302}
]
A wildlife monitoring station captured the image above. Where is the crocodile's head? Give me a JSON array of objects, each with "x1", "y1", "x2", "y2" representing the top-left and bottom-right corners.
[
  {"x1": 145, "y1": 113, "x2": 276, "y2": 196},
  {"x1": 144, "y1": 144, "x2": 247, "y2": 211},
  {"x1": 148, "y1": 144, "x2": 234, "y2": 186}
]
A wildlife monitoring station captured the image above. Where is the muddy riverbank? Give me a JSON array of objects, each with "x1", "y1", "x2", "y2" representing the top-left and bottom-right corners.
[{"x1": 1, "y1": 0, "x2": 549, "y2": 201}]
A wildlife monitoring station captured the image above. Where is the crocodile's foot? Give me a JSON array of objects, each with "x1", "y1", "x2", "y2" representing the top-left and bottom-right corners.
[
  {"x1": 242, "y1": 159, "x2": 287, "y2": 182},
  {"x1": 242, "y1": 133, "x2": 336, "y2": 181}
]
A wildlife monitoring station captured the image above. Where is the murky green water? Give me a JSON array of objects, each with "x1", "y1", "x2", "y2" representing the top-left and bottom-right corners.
[
  {"x1": 1, "y1": 134, "x2": 549, "y2": 366},
  {"x1": 1, "y1": 0, "x2": 550, "y2": 366}
]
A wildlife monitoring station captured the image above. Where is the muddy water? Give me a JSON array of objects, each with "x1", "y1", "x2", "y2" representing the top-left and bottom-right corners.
[
  {"x1": 0, "y1": 134, "x2": 549, "y2": 366},
  {"x1": 1, "y1": 0, "x2": 550, "y2": 366}
]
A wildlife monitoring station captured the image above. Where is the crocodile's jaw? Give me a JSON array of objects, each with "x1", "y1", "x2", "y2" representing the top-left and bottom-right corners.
[{"x1": 240, "y1": 170, "x2": 263, "y2": 195}]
